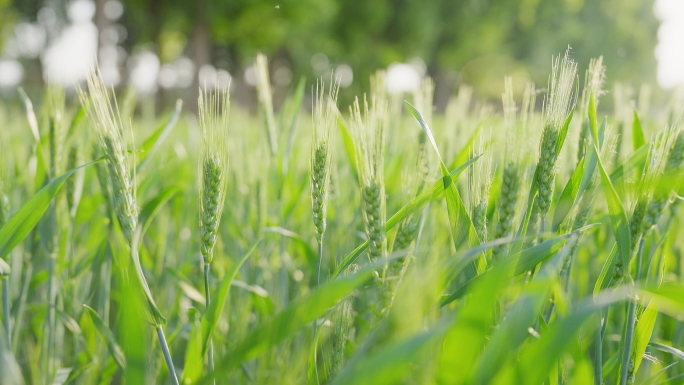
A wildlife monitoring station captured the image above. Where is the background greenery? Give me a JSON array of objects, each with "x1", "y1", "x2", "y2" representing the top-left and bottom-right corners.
[{"x1": 2, "y1": 0, "x2": 660, "y2": 108}]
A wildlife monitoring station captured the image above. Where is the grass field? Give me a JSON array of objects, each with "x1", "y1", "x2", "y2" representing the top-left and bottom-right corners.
[{"x1": 2, "y1": 50, "x2": 684, "y2": 385}]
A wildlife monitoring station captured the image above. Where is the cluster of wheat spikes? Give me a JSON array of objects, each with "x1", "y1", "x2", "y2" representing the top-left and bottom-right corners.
[{"x1": 6, "y1": 48, "x2": 684, "y2": 385}]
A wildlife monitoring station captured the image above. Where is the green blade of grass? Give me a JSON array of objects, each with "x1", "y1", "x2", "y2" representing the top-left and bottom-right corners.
[
  {"x1": 83, "y1": 305, "x2": 126, "y2": 371},
  {"x1": 136, "y1": 98, "x2": 183, "y2": 171},
  {"x1": 114, "y1": 254, "x2": 149, "y2": 384},
  {"x1": 610, "y1": 144, "x2": 648, "y2": 183},
  {"x1": 331, "y1": 323, "x2": 447, "y2": 385},
  {"x1": 139, "y1": 185, "x2": 180, "y2": 239},
  {"x1": 55, "y1": 308, "x2": 82, "y2": 336},
  {"x1": 440, "y1": 230, "x2": 580, "y2": 307},
  {"x1": 632, "y1": 300, "x2": 658, "y2": 374},
  {"x1": 517, "y1": 288, "x2": 631, "y2": 384},
  {"x1": 556, "y1": 108, "x2": 575, "y2": 156},
  {"x1": 553, "y1": 117, "x2": 606, "y2": 233},
  {"x1": 438, "y1": 258, "x2": 512, "y2": 384},
  {"x1": 182, "y1": 239, "x2": 261, "y2": 384},
  {"x1": 18, "y1": 88, "x2": 49, "y2": 185},
  {"x1": 336, "y1": 114, "x2": 359, "y2": 185},
  {"x1": 130, "y1": 228, "x2": 166, "y2": 326},
  {"x1": 632, "y1": 110, "x2": 646, "y2": 151},
  {"x1": 263, "y1": 227, "x2": 317, "y2": 273},
  {"x1": 202, "y1": 264, "x2": 376, "y2": 383},
  {"x1": 471, "y1": 244, "x2": 574, "y2": 384},
  {"x1": 282, "y1": 176, "x2": 309, "y2": 220},
  {"x1": 552, "y1": 157, "x2": 584, "y2": 232},
  {"x1": 66, "y1": 104, "x2": 86, "y2": 138},
  {"x1": 202, "y1": 240, "x2": 261, "y2": 354},
  {"x1": 649, "y1": 341, "x2": 684, "y2": 361},
  {"x1": 588, "y1": 93, "x2": 631, "y2": 273},
  {"x1": 0, "y1": 159, "x2": 102, "y2": 259},
  {"x1": 594, "y1": 244, "x2": 618, "y2": 296},
  {"x1": 406, "y1": 101, "x2": 483, "y2": 278},
  {"x1": 447, "y1": 123, "x2": 482, "y2": 170}
]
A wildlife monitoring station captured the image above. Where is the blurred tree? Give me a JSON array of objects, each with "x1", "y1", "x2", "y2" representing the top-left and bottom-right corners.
[{"x1": 4, "y1": 0, "x2": 659, "y2": 108}]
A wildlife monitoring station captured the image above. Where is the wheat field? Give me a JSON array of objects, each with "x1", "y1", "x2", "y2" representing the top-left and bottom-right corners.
[{"x1": 2, "y1": 49, "x2": 684, "y2": 385}]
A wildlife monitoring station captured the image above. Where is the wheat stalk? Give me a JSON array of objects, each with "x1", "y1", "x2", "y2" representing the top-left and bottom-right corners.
[{"x1": 198, "y1": 85, "x2": 230, "y2": 379}]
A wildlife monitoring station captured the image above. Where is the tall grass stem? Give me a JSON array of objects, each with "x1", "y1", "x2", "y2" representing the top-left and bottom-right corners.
[
  {"x1": 620, "y1": 237, "x2": 644, "y2": 385},
  {"x1": 594, "y1": 313, "x2": 603, "y2": 385},
  {"x1": 204, "y1": 263, "x2": 215, "y2": 380},
  {"x1": 620, "y1": 299, "x2": 637, "y2": 385},
  {"x1": 311, "y1": 240, "x2": 324, "y2": 377},
  {"x1": 2, "y1": 279, "x2": 9, "y2": 346},
  {"x1": 316, "y1": 241, "x2": 323, "y2": 288},
  {"x1": 46, "y1": 256, "x2": 56, "y2": 382},
  {"x1": 156, "y1": 325, "x2": 179, "y2": 385}
]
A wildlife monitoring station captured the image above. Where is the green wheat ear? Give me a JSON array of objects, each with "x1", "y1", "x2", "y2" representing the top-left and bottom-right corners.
[
  {"x1": 494, "y1": 79, "x2": 534, "y2": 258},
  {"x1": 200, "y1": 156, "x2": 223, "y2": 260},
  {"x1": 311, "y1": 144, "x2": 329, "y2": 240},
  {"x1": 199, "y1": 87, "x2": 230, "y2": 264},
  {"x1": 577, "y1": 57, "x2": 605, "y2": 163},
  {"x1": 311, "y1": 78, "x2": 339, "y2": 243},
  {"x1": 534, "y1": 48, "x2": 577, "y2": 227},
  {"x1": 536, "y1": 126, "x2": 558, "y2": 216},
  {"x1": 350, "y1": 77, "x2": 389, "y2": 261},
  {"x1": 349, "y1": 71, "x2": 392, "y2": 321},
  {"x1": 495, "y1": 162, "x2": 520, "y2": 248},
  {"x1": 643, "y1": 128, "x2": 684, "y2": 229},
  {"x1": 363, "y1": 180, "x2": 385, "y2": 260},
  {"x1": 78, "y1": 67, "x2": 138, "y2": 242}
]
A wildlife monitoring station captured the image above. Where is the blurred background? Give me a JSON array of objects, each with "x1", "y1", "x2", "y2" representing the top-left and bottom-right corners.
[{"x1": 0, "y1": 0, "x2": 681, "y2": 111}]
